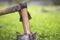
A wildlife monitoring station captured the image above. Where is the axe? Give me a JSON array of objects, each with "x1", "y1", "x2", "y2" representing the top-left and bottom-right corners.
[
  {"x1": 0, "y1": 2, "x2": 36, "y2": 40},
  {"x1": 19, "y1": 3, "x2": 31, "y2": 21},
  {"x1": 0, "y1": 2, "x2": 31, "y2": 34},
  {"x1": 0, "y1": 3, "x2": 31, "y2": 22}
]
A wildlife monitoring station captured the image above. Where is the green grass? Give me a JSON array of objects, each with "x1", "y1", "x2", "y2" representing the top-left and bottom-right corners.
[{"x1": 0, "y1": 6, "x2": 60, "y2": 40}]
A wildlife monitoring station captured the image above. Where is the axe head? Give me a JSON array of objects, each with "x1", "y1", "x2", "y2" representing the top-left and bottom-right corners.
[
  {"x1": 20, "y1": 11, "x2": 32, "y2": 21},
  {"x1": 19, "y1": 2, "x2": 32, "y2": 22}
]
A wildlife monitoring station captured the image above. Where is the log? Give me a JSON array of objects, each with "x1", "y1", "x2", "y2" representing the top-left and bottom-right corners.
[{"x1": 17, "y1": 33, "x2": 36, "y2": 40}]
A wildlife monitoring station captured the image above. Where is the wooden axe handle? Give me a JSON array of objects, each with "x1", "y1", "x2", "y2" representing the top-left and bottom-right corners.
[
  {"x1": 19, "y1": 3, "x2": 31, "y2": 34},
  {"x1": 0, "y1": 3, "x2": 31, "y2": 35},
  {"x1": 0, "y1": 5, "x2": 21, "y2": 15},
  {"x1": 20, "y1": 8, "x2": 31, "y2": 35}
]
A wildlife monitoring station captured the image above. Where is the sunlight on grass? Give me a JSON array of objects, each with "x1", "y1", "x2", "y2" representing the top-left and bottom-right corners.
[{"x1": 0, "y1": 6, "x2": 60, "y2": 40}]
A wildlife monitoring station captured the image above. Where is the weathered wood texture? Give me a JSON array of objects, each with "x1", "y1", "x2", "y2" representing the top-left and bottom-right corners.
[
  {"x1": 0, "y1": 3, "x2": 36, "y2": 40},
  {"x1": 19, "y1": 11, "x2": 31, "y2": 21},
  {"x1": 17, "y1": 33, "x2": 36, "y2": 40},
  {"x1": 19, "y1": 8, "x2": 31, "y2": 34},
  {"x1": 0, "y1": 5, "x2": 21, "y2": 15}
]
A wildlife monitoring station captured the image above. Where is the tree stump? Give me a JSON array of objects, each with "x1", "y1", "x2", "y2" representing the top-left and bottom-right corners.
[{"x1": 17, "y1": 33, "x2": 36, "y2": 40}]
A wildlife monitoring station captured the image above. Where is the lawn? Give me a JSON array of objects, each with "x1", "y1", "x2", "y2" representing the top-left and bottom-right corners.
[{"x1": 0, "y1": 5, "x2": 60, "y2": 40}]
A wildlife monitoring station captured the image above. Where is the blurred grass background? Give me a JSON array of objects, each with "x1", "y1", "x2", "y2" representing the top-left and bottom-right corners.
[{"x1": 0, "y1": 6, "x2": 60, "y2": 40}]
